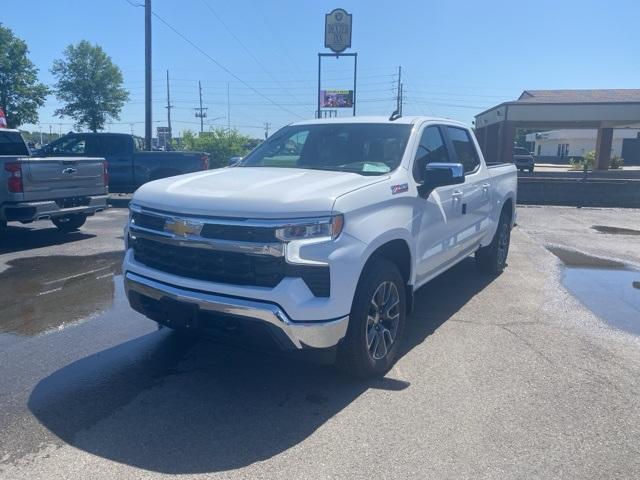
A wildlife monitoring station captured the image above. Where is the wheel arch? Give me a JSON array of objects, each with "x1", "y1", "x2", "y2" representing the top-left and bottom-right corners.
[{"x1": 359, "y1": 235, "x2": 415, "y2": 314}]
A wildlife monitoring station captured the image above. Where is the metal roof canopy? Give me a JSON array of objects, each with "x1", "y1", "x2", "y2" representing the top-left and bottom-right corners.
[{"x1": 474, "y1": 90, "x2": 640, "y2": 169}]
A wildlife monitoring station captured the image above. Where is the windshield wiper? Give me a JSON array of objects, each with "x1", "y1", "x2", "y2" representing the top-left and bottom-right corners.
[{"x1": 303, "y1": 165, "x2": 376, "y2": 176}]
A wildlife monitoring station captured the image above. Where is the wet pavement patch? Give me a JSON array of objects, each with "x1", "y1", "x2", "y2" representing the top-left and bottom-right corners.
[
  {"x1": 546, "y1": 245, "x2": 626, "y2": 269},
  {"x1": 561, "y1": 267, "x2": 640, "y2": 336},
  {"x1": 547, "y1": 246, "x2": 640, "y2": 336},
  {"x1": 592, "y1": 225, "x2": 640, "y2": 236},
  {"x1": 0, "y1": 251, "x2": 124, "y2": 336}
]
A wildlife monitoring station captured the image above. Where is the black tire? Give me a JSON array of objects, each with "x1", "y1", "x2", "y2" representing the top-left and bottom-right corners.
[
  {"x1": 529, "y1": 166, "x2": 534, "y2": 173},
  {"x1": 475, "y1": 208, "x2": 512, "y2": 275},
  {"x1": 337, "y1": 259, "x2": 406, "y2": 379},
  {"x1": 52, "y1": 214, "x2": 87, "y2": 232}
]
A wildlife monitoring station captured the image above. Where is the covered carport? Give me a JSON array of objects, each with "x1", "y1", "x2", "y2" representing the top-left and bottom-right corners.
[{"x1": 474, "y1": 90, "x2": 640, "y2": 170}]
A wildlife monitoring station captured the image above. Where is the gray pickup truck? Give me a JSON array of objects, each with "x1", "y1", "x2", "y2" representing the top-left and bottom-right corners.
[
  {"x1": 1, "y1": 129, "x2": 107, "y2": 232},
  {"x1": 37, "y1": 132, "x2": 209, "y2": 193}
]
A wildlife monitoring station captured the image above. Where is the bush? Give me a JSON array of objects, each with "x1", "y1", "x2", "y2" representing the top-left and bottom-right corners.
[
  {"x1": 180, "y1": 128, "x2": 260, "y2": 169},
  {"x1": 610, "y1": 156, "x2": 624, "y2": 169},
  {"x1": 569, "y1": 151, "x2": 595, "y2": 171}
]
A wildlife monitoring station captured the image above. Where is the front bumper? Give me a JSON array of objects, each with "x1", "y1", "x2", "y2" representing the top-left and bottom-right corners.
[
  {"x1": 1, "y1": 195, "x2": 108, "y2": 222},
  {"x1": 124, "y1": 271, "x2": 349, "y2": 351}
]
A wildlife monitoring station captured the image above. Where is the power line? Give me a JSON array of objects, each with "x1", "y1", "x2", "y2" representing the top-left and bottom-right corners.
[
  {"x1": 151, "y1": 10, "x2": 305, "y2": 119},
  {"x1": 199, "y1": 0, "x2": 307, "y2": 107}
]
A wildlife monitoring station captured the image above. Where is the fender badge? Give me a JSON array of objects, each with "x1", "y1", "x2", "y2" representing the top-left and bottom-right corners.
[{"x1": 391, "y1": 183, "x2": 408, "y2": 195}]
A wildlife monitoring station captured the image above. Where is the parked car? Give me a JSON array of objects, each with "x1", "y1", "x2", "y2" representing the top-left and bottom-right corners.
[
  {"x1": 0, "y1": 129, "x2": 107, "y2": 232},
  {"x1": 513, "y1": 147, "x2": 535, "y2": 172},
  {"x1": 123, "y1": 116, "x2": 517, "y2": 378},
  {"x1": 36, "y1": 133, "x2": 209, "y2": 193}
]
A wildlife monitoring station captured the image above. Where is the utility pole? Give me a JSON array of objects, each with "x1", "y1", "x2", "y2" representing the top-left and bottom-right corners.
[
  {"x1": 165, "y1": 69, "x2": 172, "y2": 138},
  {"x1": 264, "y1": 122, "x2": 271, "y2": 139},
  {"x1": 396, "y1": 66, "x2": 403, "y2": 116},
  {"x1": 227, "y1": 82, "x2": 231, "y2": 133},
  {"x1": 144, "y1": 0, "x2": 152, "y2": 151},
  {"x1": 194, "y1": 80, "x2": 208, "y2": 133}
]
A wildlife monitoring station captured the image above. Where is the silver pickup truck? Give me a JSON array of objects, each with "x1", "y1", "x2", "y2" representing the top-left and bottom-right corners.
[{"x1": 0, "y1": 129, "x2": 108, "y2": 232}]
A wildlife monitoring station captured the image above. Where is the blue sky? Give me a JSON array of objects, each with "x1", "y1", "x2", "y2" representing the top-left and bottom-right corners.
[{"x1": 4, "y1": 0, "x2": 640, "y2": 138}]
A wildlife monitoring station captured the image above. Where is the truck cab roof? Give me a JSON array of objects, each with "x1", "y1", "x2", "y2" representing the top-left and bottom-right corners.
[{"x1": 291, "y1": 115, "x2": 470, "y2": 128}]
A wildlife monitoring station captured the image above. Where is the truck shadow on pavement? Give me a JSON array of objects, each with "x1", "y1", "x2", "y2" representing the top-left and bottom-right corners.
[
  {"x1": 28, "y1": 258, "x2": 495, "y2": 474},
  {"x1": 0, "y1": 225, "x2": 95, "y2": 254}
]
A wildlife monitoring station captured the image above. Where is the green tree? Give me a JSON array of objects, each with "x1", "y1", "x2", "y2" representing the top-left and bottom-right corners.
[
  {"x1": 51, "y1": 41, "x2": 129, "y2": 132},
  {"x1": 181, "y1": 128, "x2": 259, "y2": 168},
  {"x1": 0, "y1": 24, "x2": 48, "y2": 128}
]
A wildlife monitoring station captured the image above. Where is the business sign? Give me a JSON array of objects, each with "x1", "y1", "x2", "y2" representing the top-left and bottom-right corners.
[
  {"x1": 325, "y1": 8, "x2": 352, "y2": 53},
  {"x1": 320, "y1": 90, "x2": 353, "y2": 108}
]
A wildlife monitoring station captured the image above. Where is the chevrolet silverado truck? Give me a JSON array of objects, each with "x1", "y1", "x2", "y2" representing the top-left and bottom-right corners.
[
  {"x1": 1, "y1": 129, "x2": 107, "y2": 232},
  {"x1": 123, "y1": 116, "x2": 517, "y2": 377},
  {"x1": 36, "y1": 132, "x2": 209, "y2": 193}
]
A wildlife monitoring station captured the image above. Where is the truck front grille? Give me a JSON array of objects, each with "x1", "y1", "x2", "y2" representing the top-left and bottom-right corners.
[
  {"x1": 131, "y1": 212, "x2": 277, "y2": 242},
  {"x1": 131, "y1": 237, "x2": 330, "y2": 297}
]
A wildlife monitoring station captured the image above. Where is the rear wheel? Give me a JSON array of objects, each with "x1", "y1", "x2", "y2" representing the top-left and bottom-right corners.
[
  {"x1": 476, "y1": 208, "x2": 512, "y2": 275},
  {"x1": 52, "y1": 214, "x2": 87, "y2": 232},
  {"x1": 337, "y1": 259, "x2": 406, "y2": 378}
]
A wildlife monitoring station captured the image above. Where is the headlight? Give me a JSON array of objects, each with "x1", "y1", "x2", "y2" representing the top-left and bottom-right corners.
[{"x1": 275, "y1": 214, "x2": 344, "y2": 242}]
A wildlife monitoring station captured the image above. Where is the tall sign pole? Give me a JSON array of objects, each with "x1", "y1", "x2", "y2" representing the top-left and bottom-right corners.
[
  {"x1": 318, "y1": 9, "x2": 356, "y2": 118},
  {"x1": 144, "y1": 0, "x2": 152, "y2": 150}
]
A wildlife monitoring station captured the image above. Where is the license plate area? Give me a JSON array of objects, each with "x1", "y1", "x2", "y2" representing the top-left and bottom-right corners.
[
  {"x1": 159, "y1": 297, "x2": 199, "y2": 329},
  {"x1": 55, "y1": 197, "x2": 91, "y2": 208}
]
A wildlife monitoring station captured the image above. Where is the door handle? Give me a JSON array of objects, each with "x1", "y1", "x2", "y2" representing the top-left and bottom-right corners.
[{"x1": 451, "y1": 190, "x2": 463, "y2": 198}]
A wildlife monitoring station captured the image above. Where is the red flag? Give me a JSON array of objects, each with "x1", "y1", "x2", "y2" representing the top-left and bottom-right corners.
[{"x1": 0, "y1": 108, "x2": 7, "y2": 128}]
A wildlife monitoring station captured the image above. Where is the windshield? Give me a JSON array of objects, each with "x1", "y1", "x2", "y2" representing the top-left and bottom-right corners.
[{"x1": 240, "y1": 123, "x2": 412, "y2": 175}]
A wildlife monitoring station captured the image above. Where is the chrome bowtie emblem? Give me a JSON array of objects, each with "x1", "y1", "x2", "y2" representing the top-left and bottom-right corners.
[{"x1": 164, "y1": 218, "x2": 203, "y2": 237}]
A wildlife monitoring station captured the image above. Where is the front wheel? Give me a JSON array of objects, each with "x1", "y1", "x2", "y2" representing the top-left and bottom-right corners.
[
  {"x1": 475, "y1": 208, "x2": 512, "y2": 275},
  {"x1": 337, "y1": 259, "x2": 406, "y2": 378},
  {"x1": 52, "y1": 214, "x2": 87, "y2": 232}
]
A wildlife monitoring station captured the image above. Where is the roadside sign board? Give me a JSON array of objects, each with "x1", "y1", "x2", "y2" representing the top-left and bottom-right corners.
[
  {"x1": 320, "y1": 90, "x2": 354, "y2": 108},
  {"x1": 325, "y1": 8, "x2": 352, "y2": 53}
]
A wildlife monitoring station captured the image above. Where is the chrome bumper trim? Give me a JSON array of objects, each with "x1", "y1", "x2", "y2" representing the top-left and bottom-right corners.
[
  {"x1": 1, "y1": 195, "x2": 108, "y2": 221},
  {"x1": 129, "y1": 226, "x2": 285, "y2": 257},
  {"x1": 124, "y1": 272, "x2": 349, "y2": 349}
]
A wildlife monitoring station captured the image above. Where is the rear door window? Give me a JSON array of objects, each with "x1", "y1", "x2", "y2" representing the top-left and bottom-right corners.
[
  {"x1": 0, "y1": 131, "x2": 29, "y2": 155},
  {"x1": 445, "y1": 127, "x2": 480, "y2": 174},
  {"x1": 97, "y1": 136, "x2": 130, "y2": 156},
  {"x1": 413, "y1": 126, "x2": 450, "y2": 181}
]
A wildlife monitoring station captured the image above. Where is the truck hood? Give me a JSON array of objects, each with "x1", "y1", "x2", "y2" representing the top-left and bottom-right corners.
[{"x1": 132, "y1": 167, "x2": 387, "y2": 218}]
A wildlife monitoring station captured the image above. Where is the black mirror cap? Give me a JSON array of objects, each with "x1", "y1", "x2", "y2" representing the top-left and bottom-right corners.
[{"x1": 417, "y1": 162, "x2": 465, "y2": 197}]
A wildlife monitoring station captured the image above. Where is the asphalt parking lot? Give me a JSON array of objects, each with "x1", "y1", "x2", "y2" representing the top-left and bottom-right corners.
[{"x1": 1, "y1": 206, "x2": 639, "y2": 479}]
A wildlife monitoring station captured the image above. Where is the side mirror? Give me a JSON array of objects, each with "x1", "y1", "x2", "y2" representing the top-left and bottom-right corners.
[
  {"x1": 228, "y1": 156, "x2": 243, "y2": 167},
  {"x1": 418, "y1": 162, "x2": 465, "y2": 197}
]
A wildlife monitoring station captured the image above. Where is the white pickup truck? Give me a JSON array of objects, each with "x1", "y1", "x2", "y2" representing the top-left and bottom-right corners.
[
  {"x1": 0, "y1": 129, "x2": 108, "y2": 232},
  {"x1": 124, "y1": 116, "x2": 517, "y2": 377}
]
